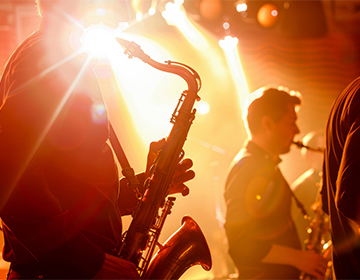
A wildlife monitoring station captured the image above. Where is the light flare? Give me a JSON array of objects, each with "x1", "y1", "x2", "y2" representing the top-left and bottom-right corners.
[
  {"x1": 95, "y1": 8, "x2": 106, "y2": 16},
  {"x1": 162, "y1": 1, "x2": 208, "y2": 50},
  {"x1": 237, "y1": 3, "x2": 248, "y2": 12},
  {"x1": 196, "y1": 100, "x2": 210, "y2": 115},
  {"x1": 107, "y1": 35, "x2": 186, "y2": 144},
  {"x1": 149, "y1": 0, "x2": 158, "y2": 16},
  {"x1": 219, "y1": 36, "x2": 249, "y2": 116},
  {"x1": 148, "y1": 8, "x2": 156, "y2": 16},
  {"x1": 80, "y1": 24, "x2": 122, "y2": 59},
  {"x1": 136, "y1": 11, "x2": 143, "y2": 22}
]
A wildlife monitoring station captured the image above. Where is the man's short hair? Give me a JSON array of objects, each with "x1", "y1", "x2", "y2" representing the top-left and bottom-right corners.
[{"x1": 244, "y1": 86, "x2": 301, "y2": 135}]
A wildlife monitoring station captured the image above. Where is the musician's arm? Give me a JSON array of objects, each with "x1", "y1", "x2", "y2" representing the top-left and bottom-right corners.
[
  {"x1": 262, "y1": 244, "x2": 327, "y2": 279},
  {"x1": 336, "y1": 115, "x2": 360, "y2": 227}
]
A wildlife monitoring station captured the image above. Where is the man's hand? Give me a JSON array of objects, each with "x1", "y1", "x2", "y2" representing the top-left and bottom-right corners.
[
  {"x1": 145, "y1": 138, "x2": 166, "y2": 176},
  {"x1": 263, "y1": 244, "x2": 328, "y2": 279},
  {"x1": 295, "y1": 250, "x2": 328, "y2": 279},
  {"x1": 146, "y1": 139, "x2": 195, "y2": 196},
  {"x1": 93, "y1": 253, "x2": 139, "y2": 279},
  {"x1": 169, "y1": 158, "x2": 195, "y2": 196}
]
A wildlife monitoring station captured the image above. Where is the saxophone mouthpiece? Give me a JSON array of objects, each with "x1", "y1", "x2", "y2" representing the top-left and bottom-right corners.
[
  {"x1": 116, "y1": 37, "x2": 150, "y2": 62},
  {"x1": 292, "y1": 140, "x2": 305, "y2": 149},
  {"x1": 116, "y1": 37, "x2": 131, "y2": 50},
  {"x1": 292, "y1": 140, "x2": 324, "y2": 154}
]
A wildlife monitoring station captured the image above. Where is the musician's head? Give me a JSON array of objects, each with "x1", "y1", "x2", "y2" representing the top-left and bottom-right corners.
[
  {"x1": 36, "y1": 0, "x2": 129, "y2": 29},
  {"x1": 244, "y1": 86, "x2": 301, "y2": 157}
]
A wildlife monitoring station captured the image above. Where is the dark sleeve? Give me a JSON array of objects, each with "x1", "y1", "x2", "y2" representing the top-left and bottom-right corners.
[
  {"x1": 336, "y1": 115, "x2": 360, "y2": 226},
  {"x1": 0, "y1": 44, "x2": 109, "y2": 277},
  {"x1": 3, "y1": 212, "x2": 105, "y2": 279}
]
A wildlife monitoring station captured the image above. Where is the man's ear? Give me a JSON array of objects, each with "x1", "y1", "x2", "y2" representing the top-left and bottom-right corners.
[{"x1": 261, "y1": 115, "x2": 274, "y2": 133}]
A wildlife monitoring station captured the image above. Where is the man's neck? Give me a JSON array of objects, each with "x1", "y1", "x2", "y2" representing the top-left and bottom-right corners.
[{"x1": 250, "y1": 137, "x2": 279, "y2": 161}]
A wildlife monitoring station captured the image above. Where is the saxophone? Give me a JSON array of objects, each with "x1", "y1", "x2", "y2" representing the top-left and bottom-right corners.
[
  {"x1": 115, "y1": 38, "x2": 212, "y2": 279},
  {"x1": 300, "y1": 201, "x2": 333, "y2": 280},
  {"x1": 292, "y1": 141, "x2": 332, "y2": 279}
]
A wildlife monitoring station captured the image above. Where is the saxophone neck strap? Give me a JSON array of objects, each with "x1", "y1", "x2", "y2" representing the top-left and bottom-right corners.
[
  {"x1": 275, "y1": 166, "x2": 309, "y2": 219},
  {"x1": 109, "y1": 123, "x2": 142, "y2": 199}
]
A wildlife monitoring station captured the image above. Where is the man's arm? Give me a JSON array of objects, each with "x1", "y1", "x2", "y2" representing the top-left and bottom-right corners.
[{"x1": 262, "y1": 244, "x2": 328, "y2": 279}]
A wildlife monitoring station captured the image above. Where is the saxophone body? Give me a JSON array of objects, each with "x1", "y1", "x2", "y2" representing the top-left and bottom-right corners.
[
  {"x1": 300, "y1": 201, "x2": 333, "y2": 280},
  {"x1": 115, "y1": 38, "x2": 212, "y2": 279}
]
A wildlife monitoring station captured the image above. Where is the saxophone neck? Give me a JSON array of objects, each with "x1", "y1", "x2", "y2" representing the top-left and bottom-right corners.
[
  {"x1": 116, "y1": 37, "x2": 201, "y2": 97},
  {"x1": 292, "y1": 140, "x2": 324, "y2": 154}
]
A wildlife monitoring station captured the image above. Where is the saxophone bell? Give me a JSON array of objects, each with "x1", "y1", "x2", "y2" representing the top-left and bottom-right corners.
[{"x1": 143, "y1": 216, "x2": 212, "y2": 280}]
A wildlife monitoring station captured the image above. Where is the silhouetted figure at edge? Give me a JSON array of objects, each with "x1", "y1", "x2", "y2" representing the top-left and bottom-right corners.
[
  {"x1": 0, "y1": 1, "x2": 194, "y2": 279},
  {"x1": 321, "y1": 76, "x2": 360, "y2": 279},
  {"x1": 224, "y1": 87, "x2": 328, "y2": 279}
]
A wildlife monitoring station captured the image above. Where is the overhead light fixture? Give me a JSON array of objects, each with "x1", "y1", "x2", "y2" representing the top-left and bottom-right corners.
[{"x1": 257, "y1": 3, "x2": 279, "y2": 28}]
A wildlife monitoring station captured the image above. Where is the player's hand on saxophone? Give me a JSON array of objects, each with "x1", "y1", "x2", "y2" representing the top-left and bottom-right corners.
[
  {"x1": 296, "y1": 250, "x2": 328, "y2": 279},
  {"x1": 93, "y1": 253, "x2": 139, "y2": 279},
  {"x1": 169, "y1": 157, "x2": 195, "y2": 196},
  {"x1": 146, "y1": 139, "x2": 195, "y2": 197}
]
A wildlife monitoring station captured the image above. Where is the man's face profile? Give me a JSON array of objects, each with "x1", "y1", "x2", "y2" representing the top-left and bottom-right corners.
[{"x1": 269, "y1": 104, "x2": 300, "y2": 155}]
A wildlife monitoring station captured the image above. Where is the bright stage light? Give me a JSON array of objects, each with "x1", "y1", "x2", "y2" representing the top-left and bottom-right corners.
[
  {"x1": 108, "y1": 35, "x2": 189, "y2": 144},
  {"x1": 218, "y1": 36, "x2": 238, "y2": 50},
  {"x1": 162, "y1": 0, "x2": 208, "y2": 50},
  {"x1": 223, "y1": 21, "x2": 230, "y2": 30},
  {"x1": 219, "y1": 36, "x2": 249, "y2": 118},
  {"x1": 236, "y1": 3, "x2": 248, "y2": 12},
  {"x1": 257, "y1": 3, "x2": 279, "y2": 28},
  {"x1": 162, "y1": 0, "x2": 185, "y2": 23},
  {"x1": 196, "y1": 101, "x2": 210, "y2": 115},
  {"x1": 80, "y1": 24, "x2": 121, "y2": 59},
  {"x1": 95, "y1": 8, "x2": 106, "y2": 16},
  {"x1": 148, "y1": 7, "x2": 156, "y2": 16},
  {"x1": 136, "y1": 11, "x2": 143, "y2": 21}
]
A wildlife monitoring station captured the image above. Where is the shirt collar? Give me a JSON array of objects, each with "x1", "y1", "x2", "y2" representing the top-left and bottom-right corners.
[{"x1": 245, "y1": 140, "x2": 282, "y2": 165}]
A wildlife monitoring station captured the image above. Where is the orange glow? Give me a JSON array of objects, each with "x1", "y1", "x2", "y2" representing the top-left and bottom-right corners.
[
  {"x1": 3, "y1": 1, "x2": 349, "y2": 278},
  {"x1": 0, "y1": 3, "x2": 245, "y2": 278},
  {"x1": 199, "y1": 0, "x2": 222, "y2": 20},
  {"x1": 131, "y1": 0, "x2": 141, "y2": 13},
  {"x1": 149, "y1": 0, "x2": 158, "y2": 16},
  {"x1": 257, "y1": 3, "x2": 279, "y2": 28}
]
